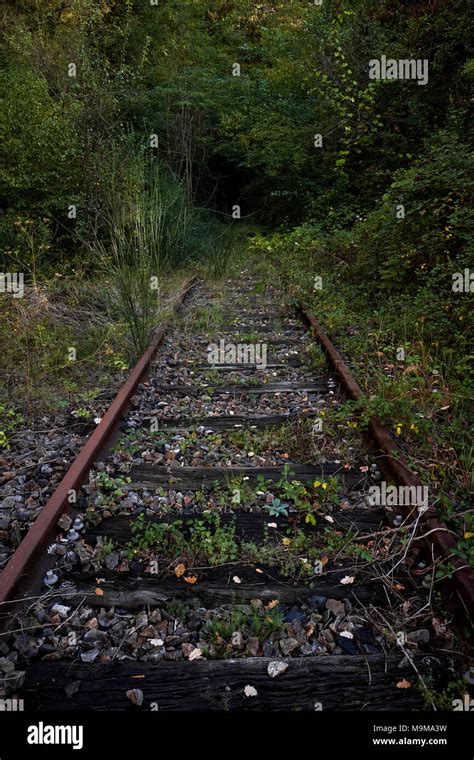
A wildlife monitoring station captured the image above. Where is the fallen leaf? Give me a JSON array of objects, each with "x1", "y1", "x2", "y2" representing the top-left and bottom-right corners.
[
  {"x1": 339, "y1": 631, "x2": 354, "y2": 639},
  {"x1": 359, "y1": 465, "x2": 369, "y2": 472},
  {"x1": 95, "y1": 587, "x2": 104, "y2": 596},
  {"x1": 340, "y1": 576, "x2": 355, "y2": 585},
  {"x1": 184, "y1": 575, "x2": 197, "y2": 584},
  {"x1": 149, "y1": 639, "x2": 164, "y2": 647},
  {"x1": 188, "y1": 647, "x2": 202, "y2": 661},
  {"x1": 255, "y1": 568, "x2": 264, "y2": 574},
  {"x1": 396, "y1": 679, "x2": 411, "y2": 689},
  {"x1": 265, "y1": 599, "x2": 279, "y2": 610},
  {"x1": 233, "y1": 575, "x2": 242, "y2": 584},
  {"x1": 126, "y1": 688, "x2": 144, "y2": 706},
  {"x1": 174, "y1": 563, "x2": 186, "y2": 578},
  {"x1": 244, "y1": 685, "x2": 258, "y2": 697}
]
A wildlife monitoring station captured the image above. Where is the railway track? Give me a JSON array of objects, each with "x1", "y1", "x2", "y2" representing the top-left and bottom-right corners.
[{"x1": 0, "y1": 271, "x2": 472, "y2": 713}]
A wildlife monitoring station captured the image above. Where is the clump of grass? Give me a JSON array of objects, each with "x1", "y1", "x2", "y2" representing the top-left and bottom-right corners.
[
  {"x1": 94, "y1": 156, "x2": 233, "y2": 357},
  {"x1": 93, "y1": 159, "x2": 194, "y2": 358}
]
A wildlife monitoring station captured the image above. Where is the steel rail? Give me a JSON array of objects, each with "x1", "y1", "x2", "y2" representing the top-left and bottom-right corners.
[
  {"x1": 0, "y1": 277, "x2": 196, "y2": 606},
  {"x1": 301, "y1": 306, "x2": 474, "y2": 617}
]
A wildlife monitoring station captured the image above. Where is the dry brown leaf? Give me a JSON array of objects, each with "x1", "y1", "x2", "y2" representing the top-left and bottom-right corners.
[
  {"x1": 184, "y1": 575, "x2": 197, "y2": 585},
  {"x1": 265, "y1": 599, "x2": 279, "y2": 610},
  {"x1": 174, "y1": 563, "x2": 186, "y2": 578},
  {"x1": 95, "y1": 587, "x2": 104, "y2": 596},
  {"x1": 396, "y1": 679, "x2": 411, "y2": 689}
]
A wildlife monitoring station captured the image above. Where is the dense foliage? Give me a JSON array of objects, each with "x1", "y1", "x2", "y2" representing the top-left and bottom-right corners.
[{"x1": 1, "y1": 1, "x2": 472, "y2": 256}]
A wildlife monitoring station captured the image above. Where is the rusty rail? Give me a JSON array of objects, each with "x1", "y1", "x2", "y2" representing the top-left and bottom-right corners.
[
  {"x1": 301, "y1": 306, "x2": 474, "y2": 617},
  {"x1": 0, "y1": 277, "x2": 196, "y2": 606}
]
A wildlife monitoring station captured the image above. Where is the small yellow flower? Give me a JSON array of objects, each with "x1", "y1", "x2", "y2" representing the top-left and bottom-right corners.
[
  {"x1": 395, "y1": 423, "x2": 403, "y2": 435},
  {"x1": 282, "y1": 537, "x2": 292, "y2": 546},
  {"x1": 314, "y1": 480, "x2": 321, "y2": 488},
  {"x1": 321, "y1": 483, "x2": 328, "y2": 490},
  {"x1": 464, "y1": 532, "x2": 474, "y2": 540}
]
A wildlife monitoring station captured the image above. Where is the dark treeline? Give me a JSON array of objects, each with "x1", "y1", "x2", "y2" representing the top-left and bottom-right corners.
[{"x1": 1, "y1": 1, "x2": 472, "y2": 259}]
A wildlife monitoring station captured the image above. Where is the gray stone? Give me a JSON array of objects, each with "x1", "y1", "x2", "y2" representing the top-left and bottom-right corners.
[
  {"x1": 80, "y1": 648, "x2": 100, "y2": 662},
  {"x1": 267, "y1": 661, "x2": 289, "y2": 678},
  {"x1": 279, "y1": 637, "x2": 299, "y2": 656},
  {"x1": 284, "y1": 608, "x2": 306, "y2": 624},
  {"x1": 104, "y1": 552, "x2": 119, "y2": 570},
  {"x1": 0, "y1": 658, "x2": 15, "y2": 673},
  {"x1": 247, "y1": 637, "x2": 259, "y2": 656},
  {"x1": 51, "y1": 604, "x2": 71, "y2": 619},
  {"x1": 135, "y1": 611, "x2": 148, "y2": 628},
  {"x1": 126, "y1": 688, "x2": 143, "y2": 706},
  {"x1": 321, "y1": 629, "x2": 335, "y2": 645},
  {"x1": 263, "y1": 641, "x2": 277, "y2": 658},
  {"x1": 165, "y1": 649, "x2": 182, "y2": 661},
  {"x1": 84, "y1": 630, "x2": 106, "y2": 643},
  {"x1": 407, "y1": 628, "x2": 430, "y2": 644},
  {"x1": 325, "y1": 599, "x2": 345, "y2": 617},
  {"x1": 4, "y1": 671, "x2": 25, "y2": 692}
]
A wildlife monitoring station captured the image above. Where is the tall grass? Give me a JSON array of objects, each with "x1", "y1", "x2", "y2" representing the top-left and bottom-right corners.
[
  {"x1": 94, "y1": 156, "x2": 233, "y2": 358},
  {"x1": 94, "y1": 160, "x2": 192, "y2": 358}
]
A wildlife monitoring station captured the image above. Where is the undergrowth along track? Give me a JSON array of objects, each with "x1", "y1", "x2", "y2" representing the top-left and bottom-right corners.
[{"x1": 0, "y1": 270, "x2": 471, "y2": 712}]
